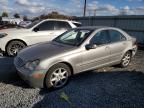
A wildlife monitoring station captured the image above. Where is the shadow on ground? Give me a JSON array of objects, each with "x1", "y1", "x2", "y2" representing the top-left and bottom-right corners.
[
  {"x1": 0, "y1": 57, "x2": 17, "y2": 80},
  {"x1": 0, "y1": 56, "x2": 30, "y2": 88},
  {"x1": 33, "y1": 71, "x2": 144, "y2": 108}
]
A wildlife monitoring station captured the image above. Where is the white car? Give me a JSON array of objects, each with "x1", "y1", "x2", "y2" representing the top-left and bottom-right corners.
[
  {"x1": 0, "y1": 19, "x2": 81, "y2": 56},
  {"x1": 19, "y1": 21, "x2": 32, "y2": 28}
]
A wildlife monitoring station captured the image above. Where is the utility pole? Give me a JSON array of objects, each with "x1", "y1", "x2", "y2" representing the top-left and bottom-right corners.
[
  {"x1": 83, "y1": 0, "x2": 87, "y2": 16},
  {"x1": 94, "y1": 9, "x2": 96, "y2": 16}
]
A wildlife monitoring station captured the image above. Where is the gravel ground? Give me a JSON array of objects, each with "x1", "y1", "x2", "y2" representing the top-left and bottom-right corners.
[{"x1": 0, "y1": 50, "x2": 144, "y2": 108}]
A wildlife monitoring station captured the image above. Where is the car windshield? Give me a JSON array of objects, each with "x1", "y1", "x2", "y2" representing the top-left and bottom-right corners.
[
  {"x1": 53, "y1": 29, "x2": 94, "y2": 46},
  {"x1": 26, "y1": 20, "x2": 41, "y2": 29}
]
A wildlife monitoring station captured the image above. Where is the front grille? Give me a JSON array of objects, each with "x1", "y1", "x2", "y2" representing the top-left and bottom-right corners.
[{"x1": 15, "y1": 57, "x2": 25, "y2": 67}]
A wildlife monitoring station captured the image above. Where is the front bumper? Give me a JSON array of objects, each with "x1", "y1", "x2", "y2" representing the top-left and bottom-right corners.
[{"x1": 16, "y1": 67, "x2": 46, "y2": 88}]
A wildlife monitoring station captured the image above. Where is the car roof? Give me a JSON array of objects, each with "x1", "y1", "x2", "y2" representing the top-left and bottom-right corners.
[
  {"x1": 43, "y1": 19, "x2": 68, "y2": 21},
  {"x1": 42, "y1": 19, "x2": 78, "y2": 22},
  {"x1": 75, "y1": 26, "x2": 119, "y2": 30},
  {"x1": 71, "y1": 21, "x2": 81, "y2": 24}
]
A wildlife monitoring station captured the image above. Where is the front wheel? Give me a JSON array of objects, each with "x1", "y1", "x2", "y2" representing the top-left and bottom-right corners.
[
  {"x1": 45, "y1": 63, "x2": 71, "y2": 89},
  {"x1": 6, "y1": 40, "x2": 26, "y2": 56},
  {"x1": 120, "y1": 51, "x2": 132, "y2": 68}
]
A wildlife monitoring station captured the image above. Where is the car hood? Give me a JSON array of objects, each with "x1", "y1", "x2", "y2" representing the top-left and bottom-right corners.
[
  {"x1": 0, "y1": 28, "x2": 30, "y2": 34},
  {"x1": 18, "y1": 41, "x2": 77, "y2": 61}
]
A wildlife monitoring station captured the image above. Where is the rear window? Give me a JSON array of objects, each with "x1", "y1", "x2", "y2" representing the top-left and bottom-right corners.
[
  {"x1": 73, "y1": 22, "x2": 82, "y2": 27},
  {"x1": 55, "y1": 21, "x2": 71, "y2": 30}
]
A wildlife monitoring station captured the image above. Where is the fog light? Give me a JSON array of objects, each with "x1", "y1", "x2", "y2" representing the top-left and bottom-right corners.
[{"x1": 32, "y1": 73, "x2": 44, "y2": 79}]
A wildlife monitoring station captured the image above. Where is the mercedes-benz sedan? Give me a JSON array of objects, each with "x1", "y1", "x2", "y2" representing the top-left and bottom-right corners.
[{"x1": 14, "y1": 26, "x2": 137, "y2": 89}]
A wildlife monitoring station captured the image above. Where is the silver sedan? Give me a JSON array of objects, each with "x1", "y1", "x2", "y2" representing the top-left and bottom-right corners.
[{"x1": 14, "y1": 26, "x2": 137, "y2": 89}]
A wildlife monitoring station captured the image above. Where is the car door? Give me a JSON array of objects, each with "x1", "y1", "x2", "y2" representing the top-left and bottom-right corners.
[
  {"x1": 108, "y1": 29, "x2": 127, "y2": 62},
  {"x1": 82, "y1": 30, "x2": 111, "y2": 71},
  {"x1": 27, "y1": 21, "x2": 55, "y2": 45}
]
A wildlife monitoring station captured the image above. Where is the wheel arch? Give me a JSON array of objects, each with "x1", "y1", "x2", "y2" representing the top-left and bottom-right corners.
[
  {"x1": 123, "y1": 49, "x2": 133, "y2": 57},
  {"x1": 59, "y1": 62, "x2": 74, "y2": 75},
  {"x1": 5, "y1": 39, "x2": 27, "y2": 51},
  {"x1": 46, "y1": 62, "x2": 74, "y2": 76},
  {"x1": 43, "y1": 62, "x2": 74, "y2": 88},
  {"x1": 128, "y1": 50, "x2": 133, "y2": 55}
]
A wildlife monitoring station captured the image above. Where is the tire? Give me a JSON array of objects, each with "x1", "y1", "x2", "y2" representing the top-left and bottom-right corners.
[
  {"x1": 120, "y1": 51, "x2": 132, "y2": 68},
  {"x1": 45, "y1": 63, "x2": 71, "y2": 89},
  {"x1": 6, "y1": 40, "x2": 26, "y2": 56}
]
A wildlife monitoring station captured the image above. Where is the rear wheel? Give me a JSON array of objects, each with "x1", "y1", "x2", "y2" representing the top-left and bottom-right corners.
[
  {"x1": 120, "y1": 51, "x2": 131, "y2": 68},
  {"x1": 6, "y1": 40, "x2": 26, "y2": 56},
  {"x1": 45, "y1": 63, "x2": 71, "y2": 89}
]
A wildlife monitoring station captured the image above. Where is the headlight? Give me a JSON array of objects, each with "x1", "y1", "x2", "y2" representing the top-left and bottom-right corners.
[
  {"x1": 0, "y1": 33, "x2": 8, "y2": 38},
  {"x1": 24, "y1": 59, "x2": 40, "y2": 71}
]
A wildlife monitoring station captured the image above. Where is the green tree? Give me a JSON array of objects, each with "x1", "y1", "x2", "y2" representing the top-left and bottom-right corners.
[
  {"x1": 14, "y1": 13, "x2": 20, "y2": 18},
  {"x1": 38, "y1": 11, "x2": 73, "y2": 20},
  {"x1": 2, "y1": 12, "x2": 8, "y2": 17}
]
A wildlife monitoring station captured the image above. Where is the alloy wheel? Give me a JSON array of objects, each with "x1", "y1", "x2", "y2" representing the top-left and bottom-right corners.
[
  {"x1": 7, "y1": 41, "x2": 26, "y2": 56},
  {"x1": 50, "y1": 68, "x2": 69, "y2": 88},
  {"x1": 122, "y1": 52, "x2": 131, "y2": 67},
  {"x1": 10, "y1": 44, "x2": 24, "y2": 55}
]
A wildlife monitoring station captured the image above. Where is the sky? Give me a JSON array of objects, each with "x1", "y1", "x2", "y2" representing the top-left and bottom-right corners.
[{"x1": 0, "y1": 0, "x2": 144, "y2": 17}]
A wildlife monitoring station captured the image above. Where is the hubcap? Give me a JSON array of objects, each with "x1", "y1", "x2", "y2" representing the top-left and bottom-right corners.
[
  {"x1": 50, "y1": 68, "x2": 68, "y2": 88},
  {"x1": 9, "y1": 44, "x2": 24, "y2": 56},
  {"x1": 122, "y1": 53, "x2": 131, "y2": 66}
]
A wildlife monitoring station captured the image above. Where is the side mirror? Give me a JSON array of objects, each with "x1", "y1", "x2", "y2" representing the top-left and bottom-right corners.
[
  {"x1": 85, "y1": 44, "x2": 97, "y2": 50},
  {"x1": 33, "y1": 27, "x2": 39, "y2": 32}
]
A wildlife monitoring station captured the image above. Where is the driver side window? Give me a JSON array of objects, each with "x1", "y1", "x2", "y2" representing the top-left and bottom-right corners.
[{"x1": 90, "y1": 30, "x2": 110, "y2": 45}]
